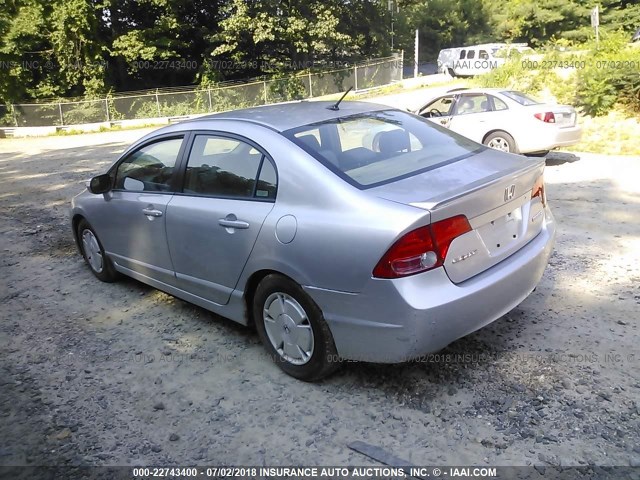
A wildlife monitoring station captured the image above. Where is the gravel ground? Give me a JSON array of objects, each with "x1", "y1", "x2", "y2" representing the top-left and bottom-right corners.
[{"x1": 0, "y1": 125, "x2": 639, "y2": 473}]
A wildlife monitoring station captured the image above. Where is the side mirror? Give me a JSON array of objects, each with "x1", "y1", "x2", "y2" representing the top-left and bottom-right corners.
[{"x1": 88, "y1": 174, "x2": 112, "y2": 194}]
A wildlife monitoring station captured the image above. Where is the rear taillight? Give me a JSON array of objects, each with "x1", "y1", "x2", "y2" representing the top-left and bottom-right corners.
[
  {"x1": 531, "y1": 174, "x2": 546, "y2": 207},
  {"x1": 373, "y1": 215, "x2": 472, "y2": 279},
  {"x1": 534, "y1": 112, "x2": 556, "y2": 123}
]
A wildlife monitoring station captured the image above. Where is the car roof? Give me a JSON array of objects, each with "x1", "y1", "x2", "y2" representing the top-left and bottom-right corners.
[
  {"x1": 444, "y1": 87, "x2": 508, "y2": 95},
  {"x1": 185, "y1": 100, "x2": 390, "y2": 132},
  {"x1": 415, "y1": 88, "x2": 527, "y2": 112}
]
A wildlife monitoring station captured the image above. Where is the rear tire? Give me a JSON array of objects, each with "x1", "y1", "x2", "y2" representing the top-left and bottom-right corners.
[
  {"x1": 253, "y1": 274, "x2": 340, "y2": 381},
  {"x1": 484, "y1": 131, "x2": 518, "y2": 153},
  {"x1": 77, "y1": 219, "x2": 119, "y2": 282}
]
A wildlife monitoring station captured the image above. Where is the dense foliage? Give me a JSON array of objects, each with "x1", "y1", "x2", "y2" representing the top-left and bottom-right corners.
[
  {"x1": 474, "y1": 31, "x2": 640, "y2": 116},
  {"x1": 0, "y1": 0, "x2": 638, "y2": 103}
]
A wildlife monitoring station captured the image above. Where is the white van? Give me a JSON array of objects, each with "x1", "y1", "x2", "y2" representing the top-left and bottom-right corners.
[{"x1": 437, "y1": 43, "x2": 533, "y2": 77}]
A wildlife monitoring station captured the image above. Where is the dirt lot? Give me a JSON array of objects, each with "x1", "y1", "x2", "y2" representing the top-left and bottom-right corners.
[{"x1": 0, "y1": 125, "x2": 639, "y2": 472}]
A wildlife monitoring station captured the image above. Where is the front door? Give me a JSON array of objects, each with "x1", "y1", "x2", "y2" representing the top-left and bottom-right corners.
[
  {"x1": 166, "y1": 134, "x2": 277, "y2": 305},
  {"x1": 99, "y1": 136, "x2": 185, "y2": 286}
]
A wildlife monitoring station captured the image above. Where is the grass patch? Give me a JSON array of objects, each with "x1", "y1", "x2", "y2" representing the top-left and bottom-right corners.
[{"x1": 569, "y1": 110, "x2": 640, "y2": 156}]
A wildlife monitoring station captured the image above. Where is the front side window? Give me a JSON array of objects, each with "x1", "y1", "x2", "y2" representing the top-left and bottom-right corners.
[
  {"x1": 115, "y1": 137, "x2": 183, "y2": 192},
  {"x1": 421, "y1": 95, "x2": 455, "y2": 117},
  {"x1": 183, "y1": 135, "x2": 275, "y2": 199},
  {"x1": 284, "y1": 110, "x2": 481, "y2": 188}
]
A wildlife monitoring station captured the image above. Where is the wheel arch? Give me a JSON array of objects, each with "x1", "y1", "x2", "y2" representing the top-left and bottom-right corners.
[
  {"x1": 71, "y1": 213, "x2": 86, "y2": 253},
  {"x1": 482, "y1": 129, "x2": 519, "y2": 152},
  {"x1": 243, "y1": 269, "x2": 299, "y2": 328}
]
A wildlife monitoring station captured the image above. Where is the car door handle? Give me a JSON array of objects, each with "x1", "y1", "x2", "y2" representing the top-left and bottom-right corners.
[
  {"x1": 218, "y1": 218, "x2": 249, "y2": 229},
  {"x1": 142, "y1": 208, "x2": 163, "y2": 217}
]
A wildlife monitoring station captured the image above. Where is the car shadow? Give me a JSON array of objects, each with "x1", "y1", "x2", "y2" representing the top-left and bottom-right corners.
[{"x1": 545, "y1": 151, "x2": 581, "y2": 166}]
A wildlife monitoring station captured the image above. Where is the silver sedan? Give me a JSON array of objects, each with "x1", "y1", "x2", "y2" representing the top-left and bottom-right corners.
[{"x1": 71, "y1": 101, "x2": 556, "y2": 381}]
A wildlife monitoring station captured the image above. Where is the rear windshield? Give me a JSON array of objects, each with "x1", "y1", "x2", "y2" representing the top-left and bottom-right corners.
[
  {"x1": 500, "y1": 90, "x2": 541, "y2": 106},
  {"x1": 282, "y1": 110, "x2": 481, "y2": 188}
]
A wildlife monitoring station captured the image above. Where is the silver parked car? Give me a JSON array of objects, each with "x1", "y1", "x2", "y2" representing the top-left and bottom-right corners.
[
  {"x1": 71, "y1": 100, "x2": 556, "y2": 381},
  {"x1": 416, "y1": 88, "x2": 582, "y2": 155}
]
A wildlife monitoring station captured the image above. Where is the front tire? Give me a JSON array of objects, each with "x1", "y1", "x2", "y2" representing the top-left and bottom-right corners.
[
  {"x1": 77, "y1": 219, "x2": 118, "y2": 282},
  {"x1": 484, "y1": 131, "x2": 518, "y2": 153},
  {"x1": 253, "y1": 274, "x2": 340, "y2": 381}
]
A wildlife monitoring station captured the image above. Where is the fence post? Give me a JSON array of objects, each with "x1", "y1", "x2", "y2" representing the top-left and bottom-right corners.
[
  {"x1": 354, "y1": 65, "x2": 358, "y2": 92},
  {"x1": 155, "y1": 90, "x2": 161, "y2": 117},
  {"x1": 207, "y1": 88, "x2": 213, "y2": 112},
  {"x1": 58, "y1": 103, "x2": 64, "y2": 126},
  {"x1": 105, "y1": 97, "x2": 110, "y2": 122},
  {"x1": 263, "y1": 81, "x2": 268, "y2": 104},
  {"x1": 308, "y1": 72, "x2": 313, "y2": 98},
  {"x1": 414, "y1": 29, "x2": 419, "y2": 79}
]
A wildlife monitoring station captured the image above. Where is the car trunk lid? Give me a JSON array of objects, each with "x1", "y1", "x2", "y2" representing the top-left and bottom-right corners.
[
  {"x1": 553, "y1": 106, "x2": 577, "y2": 127},
  {"x1": 367, "y1": 148, "x2": 546, "y2": 283}
]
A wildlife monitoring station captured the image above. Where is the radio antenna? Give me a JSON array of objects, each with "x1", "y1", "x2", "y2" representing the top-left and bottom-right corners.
[{"x1": 327, "y1": 86, "x2": 353, "y2": 111}]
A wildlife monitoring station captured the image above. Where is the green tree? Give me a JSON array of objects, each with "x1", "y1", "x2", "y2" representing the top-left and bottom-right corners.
[
  {"x1": 106, "y1": 0, "x2": 226, "y2": 89},
  {"x1": 395, "y1": 0, "x2": 492, "y2": 61},
  {"x1": 483, "y1": 0, "x2": 640, "y2": 45},
  {"x1": 211, "y1": 0, "x2": 367, "y2": 75},
  {"x1": 0, "y1": 0, "x2": 107, "y2": 101},
  {"x1": 0, "y1": 0, "x2": 49, "y2": 102},
  {"x1": 48, "y1": 0, "x2": 106, "y2": 97}
]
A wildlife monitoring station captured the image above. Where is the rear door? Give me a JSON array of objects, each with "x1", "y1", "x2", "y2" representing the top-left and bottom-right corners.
[
  {"x1": 447, "y1": 93, "x2": 496, "y2": 143},
  {"x1": 165, "y1": 133, "x2": 277, "y2": 305},
  {"x1": 99, "y1": 136, "x2": 185, "y2": 286}
]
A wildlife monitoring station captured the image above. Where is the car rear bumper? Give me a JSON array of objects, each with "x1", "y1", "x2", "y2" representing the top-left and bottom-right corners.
[
  {"x1": 520, "y1": 125, "x2": 582, "y2": 153},
  {"x1": 304, "y1": 207, "x2": 556, "y2": 363}
]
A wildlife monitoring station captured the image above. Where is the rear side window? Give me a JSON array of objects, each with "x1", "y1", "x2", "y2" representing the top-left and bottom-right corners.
[
  {"x1": 491, "y1": 95, "x2": 509, "y2": 111},
  {"x1": 115, "y1": 137, "x2": 183, "y2": 192},
  {"x1": 256, "y1": 158, "x2": 277, "y2": 199},
  {"x1": 459, "y1": 50, "x2": 466, "y2": 59},
  {"x1": 183, "y1": 135, "x2": 276, "y2": 200},
  {"x1": 501, "y1": 90, "x2": 541, "y2": 106}
]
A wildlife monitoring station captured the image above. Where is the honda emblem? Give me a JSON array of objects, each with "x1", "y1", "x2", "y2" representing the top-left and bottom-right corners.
[{"x1": 504, "y1": 184, "x2": 516, "y2": 202}]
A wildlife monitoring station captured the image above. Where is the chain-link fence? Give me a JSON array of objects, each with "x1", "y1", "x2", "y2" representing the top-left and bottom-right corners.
[{"x1": 2, "y1": 55, "x2": 403, "y2": 128}]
